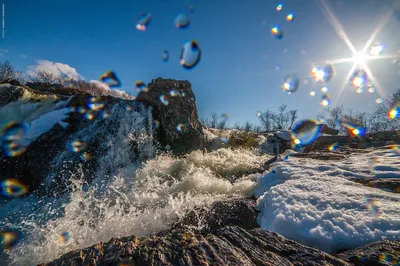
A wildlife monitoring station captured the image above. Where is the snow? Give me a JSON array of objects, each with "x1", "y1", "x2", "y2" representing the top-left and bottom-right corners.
[{"x1": 255, "y1": 148, "x2": 400, "y2": 253}]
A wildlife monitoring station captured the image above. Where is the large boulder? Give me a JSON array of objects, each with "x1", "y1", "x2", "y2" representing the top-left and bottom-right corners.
[
  {"x1": 0, "y1": 83, "x2": 27, "y2": 107},
  {"x1": 136, "y1": 78, "x2": 205, "y2": 155},
  {"x1": 39, "y1": 226, "x2": 350, "y2": 266}
]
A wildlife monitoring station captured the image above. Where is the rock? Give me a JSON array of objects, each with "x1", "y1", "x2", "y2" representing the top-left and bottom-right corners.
[
  {"x1": 1, "y1": 78, "x2": 22, "y2": 86},
  {"x1": 136, "y1": 78, "x2": 205, "y2": 155},
  {"x1": 0, "y1": 84, "x2": 26, "y2": 107},
  {"x1": 25, "y1": 82, "x2": 90, "y2": 96},
  {"x1": 350, "y1": 178, "x2": 400, "y2": 193},
  {"x1": 335, "y1": 240, "x2": 400, "y2": 265},
  {"x1": 171, "y1": 198, "x2": 259, "y2": 232},
  {"x1": 320, "y1": 124, "x2": 339, "y2": 135},
  {"x1": 39, "y1": 226, "x2": 350, "y2": 266},
  {"x1": 292, "y1": 151, "x2": 349, "y2": 160}
]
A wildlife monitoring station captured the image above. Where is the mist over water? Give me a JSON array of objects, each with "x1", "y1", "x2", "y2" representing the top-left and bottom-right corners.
[{"x1": 0, "y1": 104, "x2": 269, "y2": 265}]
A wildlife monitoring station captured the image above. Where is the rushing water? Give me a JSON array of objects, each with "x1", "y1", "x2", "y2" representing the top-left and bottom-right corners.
[{"x1": 0, "y1": 101, "x2": 268, "y2": 265}]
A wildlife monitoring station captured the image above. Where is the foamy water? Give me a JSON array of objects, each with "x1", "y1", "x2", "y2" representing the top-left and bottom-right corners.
[{"x1": 2, "y1": 123, "x2": 268, "y2": 266}]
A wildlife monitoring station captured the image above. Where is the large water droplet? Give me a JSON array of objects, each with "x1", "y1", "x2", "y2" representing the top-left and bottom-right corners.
[
  {"x1": 0, "y1": 179, "x2": 28, "y2": 198},
  {"x1": 136, "y1": 12, "x2": 151, "y2": 31},
  {"x1": 174, "y1": 14, "x2": 190, "y2": 28},
  {"x1": 271, "y1": 26, "x2": 284, "y2": 40},
  {"x1": 286, "y1": 13, "x2": 294, "y2": 21},
  {"x1": 282, "y1": 75, "x2": 300, "y2": 93},
  {"x1": 162, "y1": 49, "x2": 169, "y2": 62},
  {"x1": 276, "y1": 4, "x2": 283, "y2": 11},
  {"x1": 1, "y1": 122, "x2": 27, "y2": 157},
  {"x1": 291, "y1": 119, "x2": 321, "y2": 145},
  {"x1": 100, "y1": 71, "x2": 121, "y2": 88},
  {"x1": 351, "y1": 69, "x2": 368, "y2": 89},
  {"x1": 135, "y1": 81, "x2": 148, "y2": 92},
  {"x1": 159, "y1": 94, "x2": 169, "y2": 105},
  {"x1": 369, "y1": 42, "x2": 384, "y2": 56},
  {"x1": 180, "y1": 40, "x2": 201, "y2": 69},
  {"x1": 321, "y1": 94, "x2": 331, "y2": 106},
  {"x1": 0, "y1": 231, "x2": 22, "y2": 250},
  {"x1": 312, "y1": 64, "x2": 335, "y2": 83}
]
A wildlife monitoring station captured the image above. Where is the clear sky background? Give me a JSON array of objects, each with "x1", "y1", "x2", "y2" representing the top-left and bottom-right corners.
[{"x1": 1, "y1": 0, "x2": 400, "y2": 126}]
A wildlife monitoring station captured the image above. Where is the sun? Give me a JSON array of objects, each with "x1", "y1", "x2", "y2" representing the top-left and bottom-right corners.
[{"x1": 352, "y1": 51, "x2": 367, "y2": 66}]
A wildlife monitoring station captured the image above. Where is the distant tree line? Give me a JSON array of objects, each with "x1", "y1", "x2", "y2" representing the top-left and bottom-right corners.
[
  {"x1": 0, "y1": 60, "x2": 133, "y2": 99},
  {"x1": 201, "y1": 90, "x2": 400, "y2": 134}
]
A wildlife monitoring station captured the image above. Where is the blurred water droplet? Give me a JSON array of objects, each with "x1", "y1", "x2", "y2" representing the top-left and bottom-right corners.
[
  {"x1": 180, "y1": 91, "x2": 186, "y2": 97},
  {"x1": 58, "y1": 232, "x2": 70, "y2": 244},
  {"x1": 328, "y1": 142, "x2": 339, "y2": 152},
  {"x1": 286, "y1": 13, "x2": 294, "y2": 21},
  {"x1": 0, "y1": 231, "x2": 22, "y2": 250},
  {"x1": 369, "y1": 42, "x2": 384, "y2": 56},
  {"x1": 310, "y1": 91, "x2": 316, "y2": 96},
  {"x1": 276, "y1": 66, "x2": 280, "y2": 71},
  {"x1": 282, "y1": 75, "x2": 300, "y2": 93},
  {"x1": 291, "y1": 119, "x2": 321, "y2": 145},
  {"x1": 321, "y1": 94, "x2": 331, "y2": 106},
  {"x1": 176, "y1": 124, "x2": 184, "y2": 133},
  {"x1": 0, "y1": 179, "x2": 28, "y2": 198},
  {"x1": 276, "y1": 4, "x2": 283, "y2": 11},
  {"x1": 162, "y1": 49, "x2": 169, "y2": 62},
  {"x1": 351, "y1": 69, "x2": 368, "y2": 89},
  {"x1": 80, "y1": 152, "x2": 91, "y2": 161},
  {"x1": 1, "y1": 122, "x2": 27, "y2": 157},
  {"x1": 100, "y1": 71, "x2": 121, "y2": 87},
  {"x1": 388, "y1": 104, "x2": 399, "y2": 119},
  {"x1": 159, "y1": 94, "x2": 169, "y2": 105},
  {"x1": 188, "y1": 4, "x2": 195, "y2": 12},
  {"x1": 338, "y1": 116, "x2": 366, "y2": 136},
  {"x1": 368, "y1": 86, "x2": 376, "y2": 93},
  {"x1": 271, "y1": 26, "x2": 284, "y2": 40},
  {"x1": 256, "y1": 111, "x2": 262, "y2": 117},
  {"x1": 174, "y1": 13, "x2": 190, "y2": 28},
  {"x1": 136, "y1": 12, "x2": 151, "y2": 31},
  {"x1": 135, "y1": 81, "x2": 148, "y2": 92},
  {"x1": 364, "y1": 197, "x2": 381, "y2": 217},
  {"x1": 303, "y1": 79, "x2": 309, "y2": 85},
  {"x1": 376, "y1": 98, "x2": 383, "y2": 104},
  {"x1": 169, "y1": 89, "x2": 178, "y2": 96},
  {"x1": 154, "y1": 120, "x2": 160, "y2": 130},
  {"x1": 69, "y1": 141, "x2": 87, "y2": 153},
  {"x1": 312, "y1": 64, "x2": 335, "y2": 83},
  {"x1": 180, "y1": 40, "x2": 201, "y2": 69},
  {"x1": 356, "y1": 88, "x2": 363, "y2": 94},
  {"x1": 321, "y1": 86, "x2": 328, "y2": 93}
]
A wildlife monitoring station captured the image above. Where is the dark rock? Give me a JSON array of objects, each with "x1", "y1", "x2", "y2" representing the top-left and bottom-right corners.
[
  {"x1": 1, "y1": 78, "x2": 22, "y2": 86},
  {"x1": 292, "y1": 151, "x2": 349, "y2": 161},
  {"x1": 136, "y1": 78, "x2": 205, "y2": 155},
  {"x1": 335, "y1": 240, "x2": 400, "y2": 265},
  {"x1": 171, "y1": 198, "x2": 259, "y2": 232},
  {"x1": 350, "y1": 178, "x2": 400, "y2": 193},
  {"x1": 39, "y1": 226, "x2": 350, "y2": 266},
  {"x1": 0, "y1": 84, "x2": 26, "y2": 107},
  {"x1": 25, "y1": 82, "x2": 90, "y2": 96},
  {"x1": 320, "y1": 124, "x2": 339, "y2": 135}
]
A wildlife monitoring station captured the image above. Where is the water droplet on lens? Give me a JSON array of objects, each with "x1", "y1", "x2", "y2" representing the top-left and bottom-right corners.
[
  {"x1": 291, "y1": 119, "x2": 321, "y2": 145},
  {"x1": 180, "y1": 40, "x2": 201, "y2": 69},
  {"x1": 58, "y1": 232, "x2": 70, "y2": 244},
  {"x1": 321, "y1": 94, "x2": 331, "y2": 106},
  {"x1": 351, "y1": 69, "x2": 367, "y2": 89},
  {"x1": 364, "y1": 197, "x2": 381, "y2": 217},
  {"x1": 271, "y1": 26, "x2": 284, "y2": 39},
  {"x1": 310, "y1": 91, "x2": 316, "y2": 96},
  {"x1": 100, "y1": 71, "x2": 121, "y2": 87},
  {"x1": 286, "y1": 13, "x2": 294, "y2": 21},
  {"x1": 176, "y1": 123, "x2": 184, "y2": 133},
  {"x1": 136, "y1": 12, "x2": 151, "y2": 31},
  {"x1": 312, "y1": 64, "x2": 335, "y2": 83},
  {"x1": 154, "y1": 120, "x2": 160, "y2": 129},
  {"x1": 0, "y1": 231, "x2": 22, "y2": 250},
  {"x1": 276, "y1": 4, "x2": 283, "y2": 11},
  {"x1": 69, "y1": 141, "x2": 87, "y2": 153},
  {"x1": 1, "y1": 122, "x2": 27, "y2": 157},
  {"x1": 80, "y1": 152, "x2": 91, "y2": 161},
  {"x1": 356, "y1": 88, "x2": 363, "y2": 94},
  {"x1": 135, "y1": 81, "x2": 148, "y2": 92},
  {"x1": 162, "y1": 49, "x2": 169, "y2": 62},
  {"x1": 282, "y1": 75, "x2": 300, "y2": 93},
  {"x1": 369, "y1": 42, "x2": 384, "y2": 56},
  {"x1": 169, "y1": 89, "x2": 178, "y2": 96},
  {"x1": 321, "y1": 86, "x2": 328, "y2": 93},
  {"x1": 0, "y1": 179, "x2": 28, "y2": 198},
  {"x1": 376, "y1": 98, "x2": 383, "y2": 104},
  {"x1": 159, "y1": 94, "x2": 169, "y2": 105},
  {"x1": 256, "y1": 111, "x2": 262, "y2": 117},
  {"x1": 174, "y1": 13, "x2": 190, "y2": 28}
]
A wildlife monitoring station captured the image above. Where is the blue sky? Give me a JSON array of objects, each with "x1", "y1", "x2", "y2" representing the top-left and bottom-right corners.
[{"x1": 1, "y1": 0, "x2": 400, "y2": 126}]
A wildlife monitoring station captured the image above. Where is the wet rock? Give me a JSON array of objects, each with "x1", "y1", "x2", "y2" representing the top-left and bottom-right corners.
[
  {"x1": 39, "y1": 226, "x2": 350, "y2": 266},
  {"x1": 0, "y1": 84, "x2": 26, "y2": 107},
  {"x1": 350, "y1": 178, "x2": 400, "y2": 193},
  {"x1": 136, "y1": 78, "x2": 205, "y2": 155},
  {"x1": 1, "y1": 78, "x2": 22, "y2": 86},
  {"x1": 335, "y1": 240, "x2": 400, "y2": 265},
  {"x1": 171, "y1": 198, "x2": 259, "y2": 232}
]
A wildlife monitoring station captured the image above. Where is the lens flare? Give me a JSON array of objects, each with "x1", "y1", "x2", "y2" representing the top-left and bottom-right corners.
[
  {"x1": 364, "y1": 197, "x2": 381, "y2": 217},
  {"x1": 58, "y1": 232, "x2": 70, "y2": 244},
  {"x1": 1, "y1": 122, "x2": 28, "y2": 157},
  {"x1": 282, "y1": 75, "x2": 300, "y2": 93},
  {"x1": 376, "y1": 98, "x2": 383, "y2": 104},
  {"x1": 328, "y1": 143, "x2": 339, "y2": 152},
  {"x1": 338, "y1": 116, "x2": 366, "y2": 137},
  {"x1": 180, "y1": 40, "x2": 201, "y2": 69},
  {"x1": 321, "y1": 94, "x2": 331, "y2": 106},
  {"x1": 271, "y1": 26, "x2": 284, "y2": 39},
  {"x1": 291, "y1": 119, "x2": 321, "y2": 145},
  {"x1": 69, "y1": 141, "x2": 87, "y2": 153},
  {"x1": 321, "y1": 86, "x2": 328, "y2": 93},
  {"x1": 276, "y1": 4, "x2": 283, "y2": 11},
  {"x1": 1, "y1": 179, "x2": 28, "y2": 198},
  {"x1": 312, "y1": 64, "x2": 335, "y2": 83},
  {"x1": 351, "y1": 69, "x2": 367, "y2": 89},
  {"x1": 310, "y1": 91, "x2": 316, "y2": 96},
  {"x1": 136, "y1": 12, "x2": 151, "y2": 31},
  {"x1": 388, "y1": 104, "x2": 399, "y2": 119},
  {"x1": 80, "y1": 152, "x2": 91, "y2": 161},
  {"x1": 369, "y1": 43, "x2": 384, "y2": 56}
]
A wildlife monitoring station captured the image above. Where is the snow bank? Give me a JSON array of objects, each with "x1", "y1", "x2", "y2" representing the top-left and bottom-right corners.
[{"x1": 255, "y1": 148, "x2": 400, "y2": 253}]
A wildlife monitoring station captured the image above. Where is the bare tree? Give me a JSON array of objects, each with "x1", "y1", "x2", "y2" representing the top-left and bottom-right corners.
[
  {"x1": 210, "y1": 113, "x2": 218, "y2": 128},
  {"x1": 28, "y1": 70, "x2": 61, "y2": 84},
  {"x1": 258, "y1": 105, "x2": 298, "y2": 131},
  {"x1": 243, "y1": 121, "x2": 253, "y2": 132},
  {"x1": 0, "y1": 60, "x2": 16, "y2": 82}
]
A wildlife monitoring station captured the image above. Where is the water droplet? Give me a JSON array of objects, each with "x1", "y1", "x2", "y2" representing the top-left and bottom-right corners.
[
  {"x1": 256, "y1": 111, "x2": 262, "y2": 117},
  {"x1": 87, "y1": 97, "x2": 105, "y2": 111},
  {"x1": 291, "y1": 119, "x2": 321, "y2": 145},
  {"x1": 135, "y1": 81, "x2": 148, "y2": 92},
  {"x1": 174, "y1": 13, "x2": 190, "y2": 29},
  {"x1": 1, "y1": 122, "x2": 27, "y2": 157},
  {"x1": 321, "y1": 94, "x2": 331, "y2": 106},
  {"x1": 0, "y1": 231, "x2": 22, "y2": 250},
  {"x1": 80, "y1": 152, "x2": 91, "y2": 161},
  {"x1": 69, "y1": 141, "x2": 87, "y2": 153},
  {"x1": 368, "y1": 86, "x2": 376, "y2": 93},
  {"x1": 364, "y1": 197, "x2": 381, "y2": 217},
  {"x1": 328, "y1": 143, "x2": 339, "y2": 152},
  {"x1": 180, "y1": 40, "x2": 201, "y2": 69},
  {"x1": 369, "y1": 42, "x2": 384, "y2": 56},
  {"x1": 286, "y1": 13, "x2": 294, "y2": 21},
  {"x1": 159, "y1": 94, "x2": 169, "y2": 105},
  {"x1": 100, "y1": 71, "x2": 121, "y2": 88},
  {"x1": 282, "y1": 75, "x2": 300, "y2": 93},
  {"x1": 136, "y1": 12, "x2": 151, "y2": 31},
  {"x1": 180, "y1": 91, "x2": 186, "y2": 97},
  {"x1": 176, "y1": 123, "x2": 184, "y2": 133},
  {"x1": 310, "y1": 91, "x2": 316, "y2": 96},
  {"x1": 58, "y1": 232, "x2": 70, "y2": 244},
  {"x1": 388, "y1": 104, "x2": 399, "y2": 119},
  {"x1": 303, "y1": 79, "x2": 309, "y2": 84},
  {"x1": 162, "y1": 49, "x2": 169, "y2": 62},
  {"x1": 351, "y1": 69, "x2": 368, "y2": 89},
  {"x1": 276, "y1": 66, "x2": 280, "y2": 71},
  {"x1": 188, "y1": 4, "x2": 195, "y2": 12},
  {"x1": 356, "y1": 88, "x2": 363, "y2": 94},
  {"x1": 0, "y1": 179, "x2": 28, "y2": 198},
  {"x1": 321, "y1": 86, "x2": 328, "y2": 93},
  {"x1": 154, "y1": 120, "x2": 160, "y2": 130},
  {"x1": 169, "y1": 89, "x2": 178, "y2": 96},
  {"x1": 276, "y1": 4, "x2": 283, "y2": 11},
  {"x1": 101, "y1": 110, "x2": 110, "y2": 118},
  {"x1": 312, "y1": 64, "x2": 335, "y2": 83},
  {"x1": 271, "y1": 26, "x2": 284, "y2": 40},
  {"x1": 376, "y1": 98, "x2": 383, "y2": 104},
  {"x1": 338, "y1": 116, "x2": 365, "y2": 136}
]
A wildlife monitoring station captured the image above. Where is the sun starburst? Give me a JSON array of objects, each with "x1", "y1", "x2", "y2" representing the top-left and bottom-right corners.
[{"x1": 313, "y1": 0, "x2": 400, "y2": 105}]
